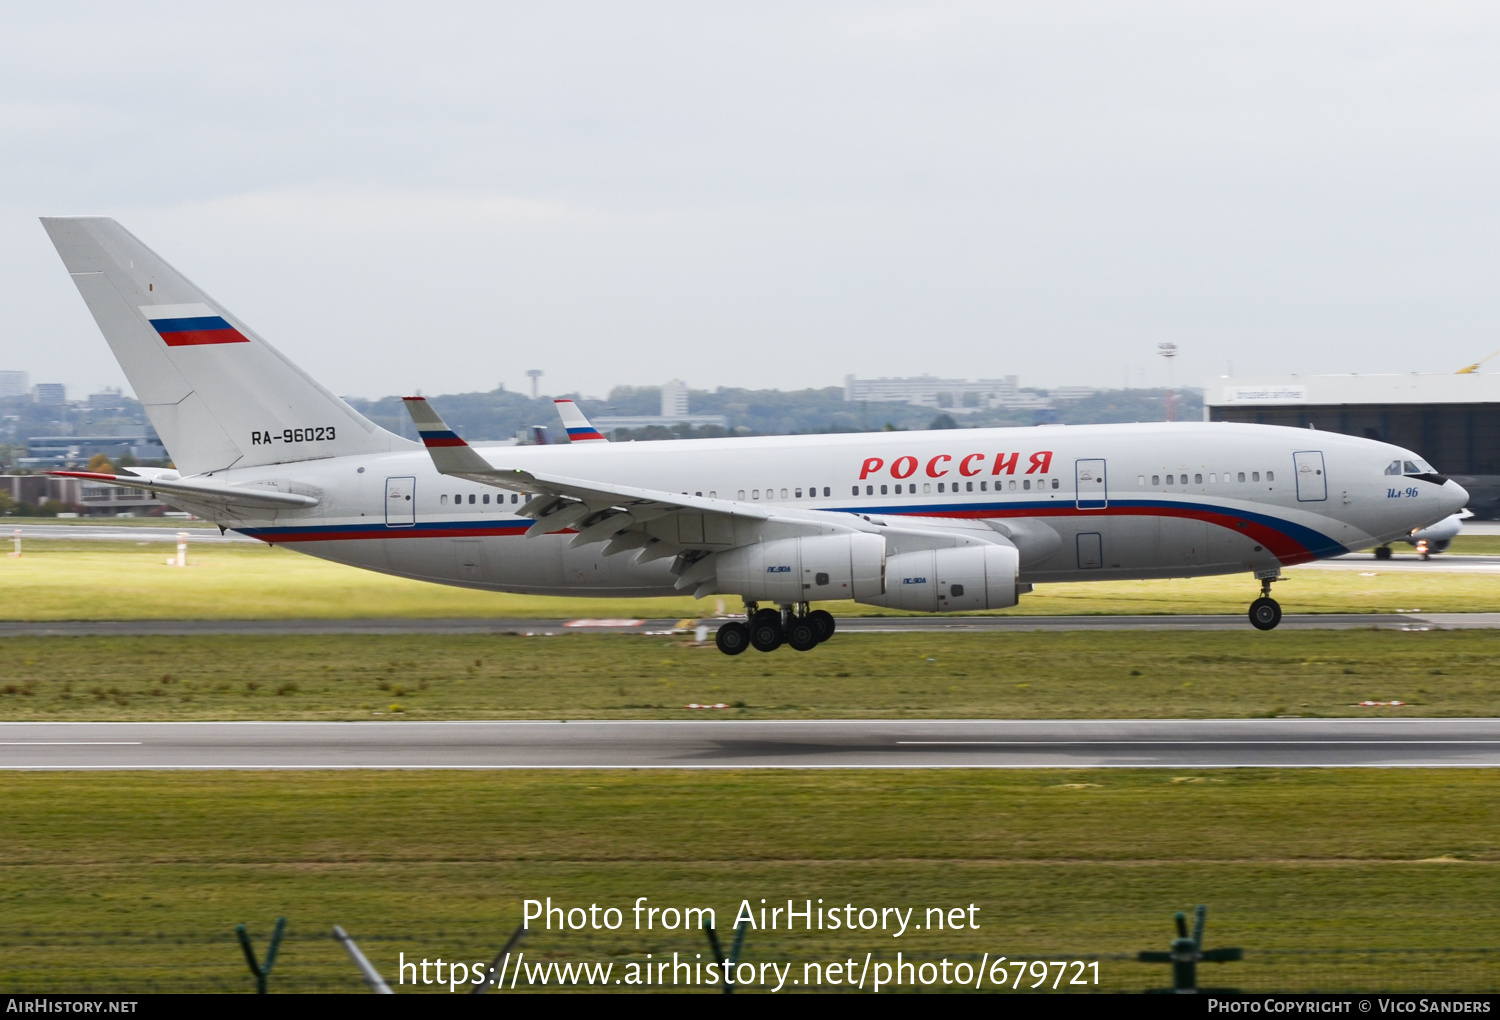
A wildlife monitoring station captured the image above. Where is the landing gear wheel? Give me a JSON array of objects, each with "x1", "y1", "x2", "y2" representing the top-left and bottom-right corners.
[
  {"x1": 1248, "y1": 596, "x2": 1282, "y2": 631},
  {"x1": 748, "y1": 609, "x2": 784, "y2": 652},
  {"x1": 715, "y1": 621, "x2": 750, "y2": 656},
  {"x1": 1374, "y1": 546, "x2": 1393, "y2": 561},
  {"x1": 786, "y1": 617, "x2": 820, "y2": 652},
  {"x1": 806, "y1": 609, "x2": 836, "y2": 643}
]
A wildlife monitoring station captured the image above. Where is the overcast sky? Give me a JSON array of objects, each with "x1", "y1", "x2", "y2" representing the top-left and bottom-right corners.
[{"x1": 4, "y1": 2, "x2": 1500, "y2": 401}]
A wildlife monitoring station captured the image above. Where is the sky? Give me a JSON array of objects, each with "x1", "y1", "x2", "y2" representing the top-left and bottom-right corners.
[{"x1": 4, "y1": 2, "x2": 1500, "y2": 401}]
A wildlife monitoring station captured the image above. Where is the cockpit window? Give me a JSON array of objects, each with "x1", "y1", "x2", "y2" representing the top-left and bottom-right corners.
[
  {"x1": 1403, "y1": 461, "x2": 1420, "y2": 474},
  {"x1": 1385, "y1": 460, "x2": 1402, "y2": 475}
]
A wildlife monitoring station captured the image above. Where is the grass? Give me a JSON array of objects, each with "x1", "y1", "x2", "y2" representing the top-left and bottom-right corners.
[
  {"x1": 0, "y1": 770, "x2": 1495, "y2": 993},
  {"x1": 3, "y1": 540, "x2": 1500, "y2": 620},
  {"x1": 2, "y1": 630, "x2": 1496, "y2": 721}
]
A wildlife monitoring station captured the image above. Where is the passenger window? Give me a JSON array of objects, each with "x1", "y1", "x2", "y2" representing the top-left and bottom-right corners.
[
  {"x1": 866, "y1": 485, "x2": 874, "y2": 495},
  {"x1": 923, "y1": 483, "x2": 931, "y2": 493},
  {"x1": 780, "y1": 488, "x2": 788, "y2": 499},
  {"x1": 851, "y1": 486, "x2": 858, "y2": 496},
  {"x1": 739, "y1": 490, "x2": 747, "y2": 499},
  {"x1": 1209, "y1": 473, "x2": 1216, "y2": 483},
  {"x1": 440, "y1": 494, "x2": 448, "y2": 505},
  {"x1": 823, "y1": 487, "x2": 830, "y2": 497},
  {"x1": 795, "y1": 488, "x2": 802, "y2": 498},
  {"x1": 1252, "y1": 472, "x2": 1260, "y2": 482},
  {"x1": 966, "y1": 481, "x2": 973, "y2": 492},
  {"x1": 880, "y1": 485, "x2": 888, "y2": 495},
  {"x1": 1051, "y1": 478, "x2": 1059, "y2": 489},
  {"x1": 1152, "y1": 475, "x2": 1160, "y2": 486},
  {"x1": 937, "y1": 482, "x2": 945, "y2": 492},
  {"x1": 1194, "y1": 473, "x2": 1202, "y2": 484},
  {"x1": 483, "y1": 493, "x2": 490, "y2": 504},
  {"x1": 893, "y1": 484, "x2": 902, "y2": 494},
  {"x1": 752, "y1": 490, "x2": 760, "y2": 499},
  {"x1": 1008, "y1": 480, "x2": 1017, "y2": 491},
  {"x1": 696, "y1": 491, "x2": 703, "y2": 497},
  {"x1": 710, "y1": 491, "x2": 717, "y2": 498},
  {"x1": 468, "y1": 494, "x2": 475, "y2": 505},
  {"x1": 1023, "y1": 479, "x2": 1031, "y2": 490},
  {"x1": 1265, "y1": 471, "x2": 1273, "y2": 482},
  {"x1": 512, "y1": 494, "x2": 518, "y2": 503},
  {"x1": 981, "y1": 481, "x2": 988, "y2": 491},
  {"x1": 1138, "y1": 476, "x2": 1146, "y2": 486},
  {"x1": 1237, "y1": 472, "x2": 1246, "y2": 482}
]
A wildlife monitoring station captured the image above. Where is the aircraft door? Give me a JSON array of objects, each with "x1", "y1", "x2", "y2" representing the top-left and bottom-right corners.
[
  {"x1": 1076, "y1": 532, "x2": 1103, "y2": 569},
  {"x1": 1075, "y1": 459, "x2": 1107, "y2": 509},
  {"x1": 384, "y1": 475, "x2": 416, "y2": 527},
  {"x1": 1293, "y1": 451, "x2": 1327, "y2": 502}
]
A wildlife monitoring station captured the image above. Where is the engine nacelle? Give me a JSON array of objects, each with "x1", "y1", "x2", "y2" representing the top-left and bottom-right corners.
[
  {"x1": 715, "y1": 533, "x2": 886, "y2": 604},
  {"x1": 858, "y1": 543, "x2": 1021, "y2": 613}
]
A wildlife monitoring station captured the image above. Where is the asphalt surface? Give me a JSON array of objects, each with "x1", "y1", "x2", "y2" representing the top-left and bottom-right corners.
[
  {"x1": 1, "y1": 719, "x2": 1496, "y2": 768},
  {"x1": 0, "y1": 611, "x2": 1493, "y2": 638}
]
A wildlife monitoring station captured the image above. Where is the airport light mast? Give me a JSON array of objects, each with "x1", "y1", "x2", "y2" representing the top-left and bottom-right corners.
[{"x1": 1157, "y1": 342, "x2": 1178, "y2": 422}]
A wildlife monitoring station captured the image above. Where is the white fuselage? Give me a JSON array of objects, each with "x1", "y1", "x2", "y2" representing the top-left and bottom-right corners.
[{"x1": 193, "y1": 421, "x2": 1467, "y2": 603}]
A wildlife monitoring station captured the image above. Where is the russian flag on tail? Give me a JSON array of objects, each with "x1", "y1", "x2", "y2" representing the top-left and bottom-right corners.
[
  {"x1": 402, "y1": 396, "x2": 468, "y2": 447},
  {"x1": 139, "y1": 303, "x2": 250, "y2": 347}
]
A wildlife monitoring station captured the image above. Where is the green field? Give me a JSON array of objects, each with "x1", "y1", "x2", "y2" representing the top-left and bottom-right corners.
[
  {"x1": 1, "y1": 630, "x2": 1495, "y2": 721},
  {"x1": 3, "y1": 540, "x2": 1498, "y2": 620},
  {"x1": 0, "y1": 770, "x2": 1495, "y2": 993}
]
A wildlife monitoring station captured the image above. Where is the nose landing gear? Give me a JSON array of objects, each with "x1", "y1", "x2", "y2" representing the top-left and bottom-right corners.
[
  {"x1": 716, "y1": 603, "x2": 834, "y2": 655},
  {"x1": 1248, "y1": 574, "x2": 1282, "y2": 631}
]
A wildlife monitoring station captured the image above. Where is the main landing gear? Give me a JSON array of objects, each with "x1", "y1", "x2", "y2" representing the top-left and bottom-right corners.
[
  {"x1": 1248, "y1": 573, "x2": 1282, "y2": 631},
  {"x1": 714, "y1": 603, "x2": 836, "y2": 655}
]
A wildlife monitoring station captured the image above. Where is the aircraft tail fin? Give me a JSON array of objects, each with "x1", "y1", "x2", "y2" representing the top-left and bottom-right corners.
[
  {"x1": 553, "y1": 398, "x2": 608, "y2": 442},
  {"x1": 40, "y1": 217, "x2": 410, "y2": 475}
]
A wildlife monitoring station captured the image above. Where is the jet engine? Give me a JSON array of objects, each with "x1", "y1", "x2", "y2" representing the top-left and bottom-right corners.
[
  {"x1": 713, "y1": 533, "x2": 886, "y2": 604},
  {"x1": 857, "y1": 543, "x2": 1021, "y2": 613}
]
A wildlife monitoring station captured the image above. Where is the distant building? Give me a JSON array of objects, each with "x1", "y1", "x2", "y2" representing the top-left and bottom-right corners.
[
  {"x1": 1, "y1": 474, "x2": 81, "y2": 509},
  {"x1": 592, "y1": 379, "x2": 727, "y2": 434},
  {"x1": 32, "y1": 383, "x2": 66, "y2": 405},
  {"x1": 16, "y1": 434, "x2": 168, "y2": 470},
  {"x1": 1049, "y1": 385, "x2": 1101, "y2": 404},
  {"x1": 1204, "y1": 373, "x2": 1500, "y2": 518},
  {"x1": 87, "y1": 388, "x2": 129, "y2": 411},
  {"x1": 0, "y1": 371, "x2": 27, "y2": 398},
  {"x1": 843, "y1": 374, "x2": 1055, "y2": 412},
  {"x1": 661, "y1": 379, "x2": 690, "y2": 417}
]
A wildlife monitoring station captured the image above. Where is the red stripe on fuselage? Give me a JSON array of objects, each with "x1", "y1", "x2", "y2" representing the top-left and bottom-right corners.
[{"x1": 917, "y1": 504, "x2": 1318, "y2": 566}]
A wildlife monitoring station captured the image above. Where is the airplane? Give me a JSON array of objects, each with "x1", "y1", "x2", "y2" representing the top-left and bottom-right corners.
[{"x1": 40, "y1": 217, "x2": 1471, "y2": 653}]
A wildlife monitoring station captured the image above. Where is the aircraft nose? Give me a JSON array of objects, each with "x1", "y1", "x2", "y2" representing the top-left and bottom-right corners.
[{"x1": 1443, "y1": 478, "x2": 1470, "y2": 513}]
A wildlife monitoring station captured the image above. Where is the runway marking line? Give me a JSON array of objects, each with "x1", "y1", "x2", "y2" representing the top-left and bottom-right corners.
[{"x1": 897, "y1": 740, "x2": 1500, "y2": 746}]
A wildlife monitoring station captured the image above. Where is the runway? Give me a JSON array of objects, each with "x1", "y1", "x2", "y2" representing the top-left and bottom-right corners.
[
  {"x1": 1, "y1": 719, "x2": 1497, "y2": 768},
  {"x1": 1, "y1": 611, "x2": 1495, "y2": 638}
]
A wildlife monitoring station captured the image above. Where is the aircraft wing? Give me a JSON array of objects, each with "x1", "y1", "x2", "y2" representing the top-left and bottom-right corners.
[
  {"x1": 403, "y1": 396, "x2": 857, "y2": 573},
  {"x1": 402, "y1": 397, "x2": 1020, "y2": 593},
  {"x1": 49, "y1": 469, "x2": 319, "y2": 512}
]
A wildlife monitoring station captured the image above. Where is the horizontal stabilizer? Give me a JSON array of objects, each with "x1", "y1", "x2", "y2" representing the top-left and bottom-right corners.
[{"x1": 50, "y1": 470, "x2": 319, "y2": 511}]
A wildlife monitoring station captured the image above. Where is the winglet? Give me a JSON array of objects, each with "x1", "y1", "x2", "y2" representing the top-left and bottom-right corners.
[
  {"x1": 553, "y1": 399, "x2": 608, "y2": 443},
  {"x1": 402, "y1": 397, "x2": 497, "y2": 475}
]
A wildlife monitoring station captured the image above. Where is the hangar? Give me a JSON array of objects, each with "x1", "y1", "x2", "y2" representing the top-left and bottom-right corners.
[{"x1": 1203, "y1": 373, "x2": 1500, "y2": 518}]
